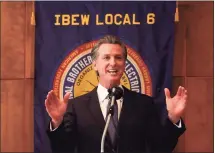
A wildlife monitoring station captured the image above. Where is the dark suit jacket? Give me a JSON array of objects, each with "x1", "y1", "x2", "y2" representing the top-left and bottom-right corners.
[{"x1": 47, "y1": 86, "x2": 186, "y2": 153}]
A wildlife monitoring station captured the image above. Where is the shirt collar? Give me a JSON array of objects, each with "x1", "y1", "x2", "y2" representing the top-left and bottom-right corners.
[{"x1": 97, "y1": 83, "x2": 124, "y2": 103}]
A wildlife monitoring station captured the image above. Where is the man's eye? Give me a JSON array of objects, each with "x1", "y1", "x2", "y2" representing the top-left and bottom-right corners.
[
  {"x1": 116, "y1": 56, "x2": 123, "y2": 60},
  {"x1": 103, "y1": 56, "x2": 110, "y2": 60}
]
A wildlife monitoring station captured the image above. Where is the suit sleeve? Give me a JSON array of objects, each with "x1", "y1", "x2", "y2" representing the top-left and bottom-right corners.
[
  {"x1": 46, "y1": 101, "x2": 77, "y2": 153},
  {"x1": 145, "y1": 97, "x2": 186, "y2": 152}
]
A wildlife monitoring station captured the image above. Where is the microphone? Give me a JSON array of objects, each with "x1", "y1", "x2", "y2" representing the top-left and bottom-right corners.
[
  {"x1": 107, "y1": 87, "x2": 123, "y2": 116},
  {"x1": 101, "y1": 86, "x2": 123, "y2": 153},
  {"x1": 108, "y1": 87, "x2": 123, "y2": 100}
]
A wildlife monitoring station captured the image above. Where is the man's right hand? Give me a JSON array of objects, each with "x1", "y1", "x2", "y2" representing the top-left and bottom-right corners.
[{"x1": 45, "y1": 90, "x2": 71, "y2": 128}]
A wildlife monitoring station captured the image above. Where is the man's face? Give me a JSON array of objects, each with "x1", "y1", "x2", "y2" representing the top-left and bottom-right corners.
[{"x1": 92, "y1": 43, "x2": 126, "y2": 88}]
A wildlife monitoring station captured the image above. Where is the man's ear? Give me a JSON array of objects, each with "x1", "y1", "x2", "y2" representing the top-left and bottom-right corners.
[{"x1": 92, "y1": 60, "x2": 97, "y2": 71}]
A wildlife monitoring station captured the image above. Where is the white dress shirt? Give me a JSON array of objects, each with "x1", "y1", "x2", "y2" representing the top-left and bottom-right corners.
[{"x1": 97, "y1": 84, "x2": 123, "y2": 120}]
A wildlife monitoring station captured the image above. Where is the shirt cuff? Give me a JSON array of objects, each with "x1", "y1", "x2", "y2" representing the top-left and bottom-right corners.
[
  {"x1": 50, "y1": 122, "x2": 59, "y2": 131},
  {"x1": 174, "y1": 119, "x2": 182, "y2": 128}
]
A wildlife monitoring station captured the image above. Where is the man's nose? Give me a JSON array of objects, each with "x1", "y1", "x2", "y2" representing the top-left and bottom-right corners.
[{"x1": 109, "y1": 58, "x2": 116, "y2": 66}]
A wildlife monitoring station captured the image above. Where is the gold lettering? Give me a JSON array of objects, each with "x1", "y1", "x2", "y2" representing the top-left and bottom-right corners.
[
  {"x1": 62, "y1": 15, "x2": 70, "y2": 25},
  {"x1": 71, "y1": 14, "x2": 79, "y2": 25},
  {"x1": 114, "y1": 14, "x2": 122, "y2": 25},
  {"x1": 96, "y1": 14, "x2": 104, "y2": 25},
  {"x1": 123, "y1": 14, "x2": 131, "y2": 25},
  {"x1": 147, "y1": 13, "x2": 155, "y2": 24},
  {"x1": 54, "y1": 14, "x2": 61, "y2": 26},
  {"x1": 81, "y1": 14, "x2": 90, "y2": 25},
  {"x1": 105, "y1": 14, "x2": 113, "y2": 25},
  {"x1": 132, "y1": 14, "x2": 140, "y2": 25}
]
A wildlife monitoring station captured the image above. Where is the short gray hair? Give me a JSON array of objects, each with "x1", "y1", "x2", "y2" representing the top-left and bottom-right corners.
[{"x1": 91, "y1": 35, "x2": 127, "y2": 61}]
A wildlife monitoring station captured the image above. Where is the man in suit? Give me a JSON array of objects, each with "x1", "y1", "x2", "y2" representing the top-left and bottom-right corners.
[{"x1": 45, "y1": 35, "x2": 187, "y2": 153}]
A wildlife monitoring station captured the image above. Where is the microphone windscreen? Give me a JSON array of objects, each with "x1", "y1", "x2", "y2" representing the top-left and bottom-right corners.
[{"x1": 111, "y1": 87, "x2": 123, "y2": 100}]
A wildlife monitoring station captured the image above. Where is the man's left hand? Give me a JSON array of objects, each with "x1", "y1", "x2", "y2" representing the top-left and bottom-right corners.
[{"x1": 164, "y1": 86, "x2": 188, "y2": 123}]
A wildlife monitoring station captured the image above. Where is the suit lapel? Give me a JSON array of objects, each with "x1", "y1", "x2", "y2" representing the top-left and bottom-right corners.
[
  {"x1": 88, "y1": 87, "x2": 106, "y2": 131},
  {"x1": 118, "y1": 87, "x2": 134, "y2": 130},
  {"x1": 88, "y1": 87, "x2": 116, "y2": 148}
]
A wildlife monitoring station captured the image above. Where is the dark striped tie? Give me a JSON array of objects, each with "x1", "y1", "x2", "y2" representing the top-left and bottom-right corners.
[{"x1": 107, "y1": 102, "x2": 118, "y2": 146}]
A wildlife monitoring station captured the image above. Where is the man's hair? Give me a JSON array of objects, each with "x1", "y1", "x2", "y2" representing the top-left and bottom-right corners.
[{"x1": 91, "y1": 35, "x2": 127, "y2": 61}]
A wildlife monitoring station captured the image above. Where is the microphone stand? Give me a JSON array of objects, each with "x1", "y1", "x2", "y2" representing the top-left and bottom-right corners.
[{"x1": 100, "y1": 89, "x2": 116, "y2": 153}]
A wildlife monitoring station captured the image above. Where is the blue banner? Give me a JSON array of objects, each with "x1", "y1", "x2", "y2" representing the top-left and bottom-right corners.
[{"x1": 34, "y1": 1, "x2": 176, "y2": 152}]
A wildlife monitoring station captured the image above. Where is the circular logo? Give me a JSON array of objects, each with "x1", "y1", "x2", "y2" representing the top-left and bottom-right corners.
[{"x1": 53, "y1": 41, "x2": 152, "y2": 100}]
